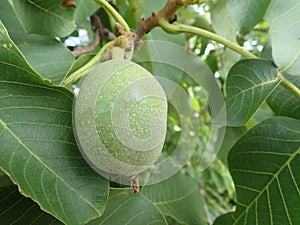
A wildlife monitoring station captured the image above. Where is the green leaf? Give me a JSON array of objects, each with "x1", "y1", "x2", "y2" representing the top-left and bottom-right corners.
[
  {"x1": 211, "y1": 0, "x2": 241, "y2": 76},
  {"x1": 251, "y1": 102, "x2": 274, "y2": 125},
  {"x1": 142, "y1": 173, "x2": 207, "y2": 225},
  {"x1": 74, "y1": 0, "x2": 99, "y2": 26},
  {"x1": 192, "y1": 14, "x2": 214, "y2": 32},
  {"x1": 67, "y1": 53, "x2": 95, "y2": 75},
  {"x1": 116, "y1": 0, "x2": 144, "y2": 28},
  {"x1": 265, "y1": 0, "x2": 300, "y2": 75},
  {"x1": 74, "y1": 0, "x2": 100, "y2": 36},
  {"x1": 0, "y1": 170, "x2": 11, "y2": 187},
  {"x1": 142, "y1": 0, "x2": 165, "y2": 17},
  {"x1": 227, "y1": 117, "x2": 300, "y2": 225},
  {"x1": 0, "y1": 0, "x2": 74, "y2": 84},
  {"x1": 0, "y1": 21, "x2": 109, "y2": 225},
  {"x1": 0, "y1": 178, "x2": 63, "y2": 225},
  {"x1": 213, "y1": 213, "x2": 234, "y2": 225},
  {"x1": 89, "y1": 173, "x2": 207, "y2": 225},
  {"x1": 227, "y1": 0, "x2": 271, "y2": 32},
  {"x1": 10, "y1": 0, "x2": 75, "y2": 37},
  {"x1": 217, "y1": 126, "x2": 247, "y2": 165},
  {"x1": 211, "y1": 0, "x2": 237, "y2": 41},
  {"x1": 19, "y1": 38, "x2": 74, "y2": 84},
  {"x1": 267, "y1": 74, "x2": 300, "y2": 120},
  {"x1": 88, "y1": 189, "x2": 168, "y2": 225},
  {"x1": 226, "y1": 59, "x2": 280, "y2": 126},
  {"x1": 133, "y1": 41, "x2": 185, "y2": 84}
]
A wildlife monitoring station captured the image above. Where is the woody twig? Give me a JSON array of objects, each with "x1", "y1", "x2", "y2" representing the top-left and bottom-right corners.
[{"x1": 135, "y1": 0, "x2": 206, "y2": 40}]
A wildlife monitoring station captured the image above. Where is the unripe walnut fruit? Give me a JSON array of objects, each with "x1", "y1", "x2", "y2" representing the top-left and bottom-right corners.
[{"x1": 73, "y1": 59, "x2": 168, "y2": 177}]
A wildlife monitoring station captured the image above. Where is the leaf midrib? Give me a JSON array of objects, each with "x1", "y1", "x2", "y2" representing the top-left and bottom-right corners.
[
  {"x1": 233, "y1": 147, "x2": 300, "y2": 224},
  {"x1": 27, "y1": 0, "x2": 69, "y2": 22},
  {"x1": 0, "y1": 118, "x2": 99, "y2": 214},
  {"x1": 227, "y1": 76, "x2": 280, "y2": 102}
]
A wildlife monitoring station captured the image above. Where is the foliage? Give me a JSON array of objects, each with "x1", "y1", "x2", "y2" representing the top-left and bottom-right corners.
[{"x1": 0, "y1": 0, "x2": 299, "y2": 224}]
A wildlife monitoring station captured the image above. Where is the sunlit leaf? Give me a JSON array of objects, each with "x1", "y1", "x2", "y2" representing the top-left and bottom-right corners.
[
  {"x1": 0, "y1": 21, "x2": 109, "y2": 225},
  {"x1": 227, "y1": 0, "x2": 271, "y2": 32},
  {"x1": 211, "y1": 0, "x2": 241, "y2": 76},
  {"x1": 9, "y1": 0, "x2": 75, "y2": 37},
  {"x1": 74, "y1": 0, "x2": 99, "y2": 26},
  {"x1": 0, "y1": 0, "x2": 74, "y2": 84},
  {"x1": 74, "y1": 0, "x2": 100, "y2": 36},
  {"x1": 226, "y1": 117, "x2": 300, "y2": 224},
  {"x1": 265, "y1": 0, "x2": 300, "y2": 76},
  {"x1": 226, "y1": 59, "x2": 280, "y2": 126},
  {"x1": 211, "y1": 0, "x2": 236, "y2": 41}
]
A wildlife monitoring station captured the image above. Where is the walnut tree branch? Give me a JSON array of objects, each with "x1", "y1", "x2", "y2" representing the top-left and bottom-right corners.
[
  {"x1": 133, "y1": 0, "x2": 300, "y2": 99},
  {"x1": 135, "y1": 0, "x2": 207, "y2": 40}
]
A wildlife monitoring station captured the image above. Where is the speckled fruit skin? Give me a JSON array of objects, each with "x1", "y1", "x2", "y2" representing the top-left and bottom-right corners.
[{"x1": 73, "y1": 59, "x2": 168, "y2": 177}]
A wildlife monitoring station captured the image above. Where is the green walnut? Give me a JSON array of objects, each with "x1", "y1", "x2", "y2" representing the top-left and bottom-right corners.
[{"x1": 73, "y1": 59, "x2": 168, "y2": 177}]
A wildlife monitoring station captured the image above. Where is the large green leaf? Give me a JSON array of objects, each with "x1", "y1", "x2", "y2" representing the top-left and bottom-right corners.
[
  {"x1": 10, "y1": 0, "x2": 75, "y2": 37},
  {"x1": 0, "y1": 21, "x2": 109, "y2": 225},
  {"x1": 0, "y1": 0, "x2": 74, "y2": 84},
  {"x1": 88, "y1": 189, "x2": 168, "y2": 225},
  {"x1": 265, "y1": 0, "x2": 300, "y2": 76},
  {"x1": 211, "y1": 0, "x2": 235, "y2": 41},
  {"x1": 142, "y1": 173, "x2": 207, "y2": 225},
  {"x1": 89, "y1": 173, "x2": 207, "y2": 225},
  {"x1": 227, "y1": 0, "x2": 271, "y2": 32},
  {"x1": 0, "y1": 177, "x2": 63, "y2": 225},
  {"x1": 226, "y1": 59, "x2": 281, "y2": 126},
  {"x1": 267, "y1": 74, "x2": 300, "y2": 120},
  {"x1": 225, "y1": 117, "x2": 300, "y2": 224}
]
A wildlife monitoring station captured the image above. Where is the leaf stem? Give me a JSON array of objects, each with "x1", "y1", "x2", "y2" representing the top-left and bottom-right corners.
[
  {"x1": 158, "y1": 20, "x2": 257, "y2": 59},
  {"x1": 158, "y1": 20, "x2": 300, "y2": 99},
  {"x1": 94, "y1": 0, "x2": 130, "y2": 33},
  {"x1": 278, "y1": 73, "x2": 300, "y2": 99},
  {"x1": 62, "y1": 42, "x2": 111, "y2": 85}
]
